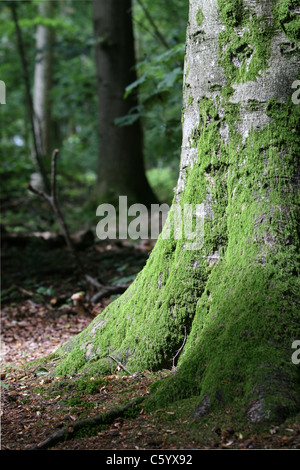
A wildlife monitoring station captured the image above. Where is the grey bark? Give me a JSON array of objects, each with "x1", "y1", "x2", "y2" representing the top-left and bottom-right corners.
[
  {"x1": 33, "y1": 0, "x2": 54, "y2": 161},
  {"x1": 179, "y1": 0, "x2": 299, "y2": 189}
]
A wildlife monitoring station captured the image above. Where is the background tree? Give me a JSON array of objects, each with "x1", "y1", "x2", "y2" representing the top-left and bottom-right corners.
[
  {"x1": 56, "y1": 0, "x2": 300, "y2": 423},
  {"x1": 33, "y1": 0, "x2": 55, "y2": 168},
  {"x1": 0, "y1": 0, "x2": 187, "y2": 232},
  {"x1": 92, "y1": 0, "x2": 158, "y2": 206}
]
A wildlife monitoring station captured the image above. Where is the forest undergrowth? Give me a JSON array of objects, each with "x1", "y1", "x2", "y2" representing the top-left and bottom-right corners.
[{"x1": 1, "y1": 238, "x2": 300, "y2": 450}]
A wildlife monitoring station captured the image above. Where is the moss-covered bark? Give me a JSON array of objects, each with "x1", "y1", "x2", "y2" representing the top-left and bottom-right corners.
[{"x1": 56, "y1": 0, "x2": 300, "y2": 423}]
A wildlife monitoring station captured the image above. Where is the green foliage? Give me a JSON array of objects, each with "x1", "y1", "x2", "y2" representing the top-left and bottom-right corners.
[
  {"x1": 146, "y1": 166, "x2": 178, "y2": 203},
  {"x1": 0, "y1": 0, "x2": 98, "y2": 232},
  {"x1": 1, "y1": 0, "x2": 188, "y2": 232},
  {"x1": 122, "y1": 405, "x2": 142, "y2": 419},
  {"x1": 74, "y1": 376, "x2": 105, "y2": 394},
  {"x1": 127, "y1": 0, "x2": 188, "y2": 168},
  {"x1": 116, "y1": 40, "x2": 185, "y2": 168}
]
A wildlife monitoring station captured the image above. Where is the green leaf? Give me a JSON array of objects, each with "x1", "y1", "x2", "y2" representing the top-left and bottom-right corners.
[
  {"x1": 0, "y1": 380, "x2": 9, "y2": 390},
  {"x1": 36, "y1": 287, "x2": 55, "y2": 296},
  {"x1": 158, "y1": 67, "x2": 182, "y2": 90},
  {"x1": 124, "y1": 75, "x2": 147, "y2": 99},
  {"x1": 35, "y1": 367, "x2": 49, "y2": 376}
]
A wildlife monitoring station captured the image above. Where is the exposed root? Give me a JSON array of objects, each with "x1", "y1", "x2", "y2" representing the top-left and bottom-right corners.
[{"x1": 29, "y1": 396, "x2": 144, "y2": 450}]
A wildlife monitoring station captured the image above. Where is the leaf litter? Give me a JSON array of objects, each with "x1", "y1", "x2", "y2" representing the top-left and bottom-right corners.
[{"x1": 1, "y1": 240, "x2": 300, "y2": 450}]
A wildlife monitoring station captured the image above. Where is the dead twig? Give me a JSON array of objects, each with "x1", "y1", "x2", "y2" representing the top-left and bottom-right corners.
[
  {"x1": 172, "y1": 327, "x2": 187, "y2": 372},
  {"x1": 107, "y1": 354, "x2": 133, "y2": 376},
  {"x1": 26, "y1": 149, "x2": 80, "y2": 274},
  {"x1": 85, "y1": 275, "x2": 129, "y2": 304}
]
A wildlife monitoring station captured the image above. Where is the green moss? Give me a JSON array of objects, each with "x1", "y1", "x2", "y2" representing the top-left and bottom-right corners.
[
  {"x1": 217, "y1": 15, "x2": 274, "y2": 89},
  {"x1": 74, "y1": 423, "x2": 108, "y2": 439},
  {"x1": 188, "y1": 95, "x2": 194, "y2": 106},
  {"x1": 196, "y1": 8, "x2": 204, "y2": 26},
  {"x1": 217, "y1": 0, "x2": 245, "y2": 28},
  {"x1": 185, "y1": 61, "x2": 190, "y2": 81},
  {"x1": 144, "y1": 94, "x2": 300, "y2": 421},
  {"x1": 274, "y1": 0, "x2": 300, "y2": 42},
  {"x1": 74, "y1": 376, "x2": 105, "y2": 394}
]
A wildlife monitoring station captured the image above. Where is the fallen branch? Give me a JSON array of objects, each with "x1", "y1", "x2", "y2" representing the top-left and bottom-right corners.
[
  {"x1": 107, "y1": 354, "x2": 133, "y2": 376},
  {"x1": 26, "y1": 151, "x2": 129, "y2": 307},
  {"x1": 1, "y1": 229, "x2": 94, "y2": 250},
  {"x1": 172, "y1": 327, "x2": 187, "y2": 371},
  {"x1": 85, "y1": 275, "x2": 128, "y2": 303},
  {"x1": 29, "y1": 396, "x2": 143, "y2": 450}
]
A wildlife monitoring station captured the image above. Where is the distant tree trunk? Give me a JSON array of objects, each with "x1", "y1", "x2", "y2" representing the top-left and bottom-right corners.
[
  {"x1": 11, "y1": 2, "x2": 51, "y2": 193},
  {"x1": 56, "y1": 0, "x2": 300, "y2": 424},
  {"x1": 33, "y1": 0, "x2": 54, "y2": 165},
  {"x1": 93, "y1": 0, "x2": 158, "y2": 206}
]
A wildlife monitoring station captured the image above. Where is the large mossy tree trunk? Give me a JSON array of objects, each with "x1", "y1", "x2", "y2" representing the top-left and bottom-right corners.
[
  {"x1": 57, "y1": 0, "x2": 300, "y2": 423},
  {"x1": 93, "y1": 0, "x2": 158, "y2": 206}
]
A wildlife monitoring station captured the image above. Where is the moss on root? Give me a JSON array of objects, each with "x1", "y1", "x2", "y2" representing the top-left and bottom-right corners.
[{"x1": 143, "y1": 91, "x2": 300, "y2": 422}]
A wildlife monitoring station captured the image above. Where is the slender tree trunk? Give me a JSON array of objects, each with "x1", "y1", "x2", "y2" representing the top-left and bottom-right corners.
[
  {"x1": 33, "y1": 0, "x2": 54, "y2": 162},
  {"x1": 11, "y1": 2, "x2": 51, "y2": 193},
  {"x1": 56, "y1": 0, "x2": 300, "y2": 423},
  {"x1": 93, "y1": 0, "x2": 158, "y2": 206}
]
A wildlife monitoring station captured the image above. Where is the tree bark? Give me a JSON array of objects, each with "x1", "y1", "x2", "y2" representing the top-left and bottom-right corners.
[
  {"x1": 11, "y1": 2, "x2": 51, "y2": 193},
  {"x1": 56, "y1": 0, "x2": 300, "y2": 424},
  {"x1": 33, "y1": 0, "x2": 54, "y2": 162},
  {"x1": 93, "y1": 0, "x2": 158, "y2": 206}
]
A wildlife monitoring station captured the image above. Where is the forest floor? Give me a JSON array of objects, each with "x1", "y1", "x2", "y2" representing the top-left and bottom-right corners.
[{"x1": 1, "y1": 236, "x2": 300, "y2": 451}]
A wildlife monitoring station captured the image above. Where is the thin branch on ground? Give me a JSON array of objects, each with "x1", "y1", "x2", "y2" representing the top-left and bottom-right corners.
[
  {"x1": 107, "y1": 354, "x2": 133, "y2": 376},
  {"x1": 27, "y1": 152, "x2": 131, "y2": 304},
  {"x1": 85, "y1": 275, "x2": 129, "y2": 303},
  {"x1": 172, "y1": 327, "x2": 187, "y2": 372},
  {"x1": 29, "y1": 396, "x2": 143, "y2": 450}
]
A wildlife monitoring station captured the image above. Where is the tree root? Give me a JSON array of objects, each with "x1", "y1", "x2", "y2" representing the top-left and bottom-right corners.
[
  {"x1": 29, "y1": 396, "x2": 144, "y2": 450},
  {"x1": 85, "y1": 275, "x2": 128, "y2": 303}
]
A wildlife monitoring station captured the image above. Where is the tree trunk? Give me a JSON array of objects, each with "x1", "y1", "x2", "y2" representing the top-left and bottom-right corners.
[
  {"x1": 33, "y1": 0, "x2": 54, "y2": 163},
  {"x1": 93, "y1": 0, "x2": 158, "y2": 206},
  {"x1": 56, "y1": 0, "x2": 300, "y2": 423}
]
